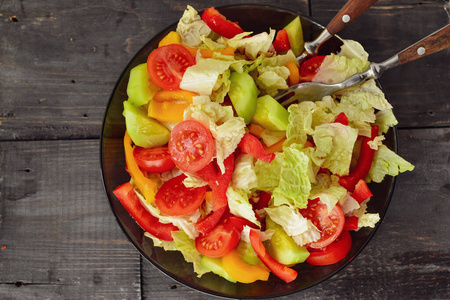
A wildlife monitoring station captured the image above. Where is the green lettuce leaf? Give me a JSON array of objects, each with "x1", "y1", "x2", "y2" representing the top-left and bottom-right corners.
[
  {"x1": 309, "y1": 173, "x2": 347, "y2": 213},
  {"x1": 227, "y1": 187, "x2": 261, "y2": 227},
  {"x1": 227, "y1": 29, "x2": 275, "y2": 60},
  {"x1": 176, "y1": 5, "x2": 211, "y2": 47},
  {"x1": 374, "y1": 108, "x2": 399, "y2": 134},
  {"x1": 312, "y1": 122, "x2": 359, "y2": 176},
  {"x1": 368, "y1": 144, "x2": 415, "y2": 182},
  {"x1": 172, "y1": 231, "x2": 209, "y2": 277},
  {"x1": 254, "y1": 153, "x2": 284, "y2": 192},
  {"x1": 314, "y1": 53, "x2": 370, "y2": 84},
  {"x1": 231, "y1": 154, "x2": 257, "y2": 192},
  {"x1": 284, "y1": 101, "x2": 316, "y2": 147},
  {"x1": 338, "y1": 39, "x2": 369, "y2": 61},
  {"x1": 272, "y1": 145, "x2": 311, "y2": 209}
]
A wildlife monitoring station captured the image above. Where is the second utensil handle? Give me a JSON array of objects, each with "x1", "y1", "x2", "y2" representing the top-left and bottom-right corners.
[
  {"x1": 398, "y1": 24, "x2": 450, "y2": 64},
  {"x1": 326, "y1": 0, "x2": 379, "y2": 35}
]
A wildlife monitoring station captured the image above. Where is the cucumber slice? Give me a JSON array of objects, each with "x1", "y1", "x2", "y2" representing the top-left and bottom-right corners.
[
  {"x1": 122, "y1": 100, "x2": 170, "y2": 148},
  {"x1": 127, "y1": 63, "x2": 160, "y2": 106},
  {"x1": 284, "y1": 16, "x2": 304, "y2": 57},
  {"x1": 236, "y1": 240, "x2": 261, "y2": 265},
  {"x1": 266, "y1": 217, "x2": 310, "y2": 265},
  {"x1": 200, "y1": 256, "x2": 237, "y2": 283},
  {"x1": 228, "y1": 72, "x2": 258, "y2": 124},
  {"x1": 251, "y1": 95, "x2": 289, "y2": 131}
]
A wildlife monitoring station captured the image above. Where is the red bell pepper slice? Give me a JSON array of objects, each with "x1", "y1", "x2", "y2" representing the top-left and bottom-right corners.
[
  {"x1": 113, "y1": 182, "x2": 178, "y2": 241},
  {"x1": 339, "y1": 126, "x2": 379, "y2": 192},
  {"x1": 202, "y1": 7, "x2": 245, "y2": 39},
  {"x1": 333, "y1": 112, "x2": 349, "y2": 125},
  {"x1": 196, "y1": 153, "x2": 235, "y2": 210},
  {"x1": 343, "y1": 216, "x2": 359, "y2": 231},
  {"x1": 238, "y1": 133, "x2": 275, "y2": 163},
  {"x1": 195, "y1": 206, "x2": 227, "y2": 235},
  {"x1": 272, "y1": 29, "x2": 291, "y2": 53},
  {"x1": 350, "y1": 179, "x2": 373, "y2": 204},
  {"x1": 249, "y1": 229, "x2": 298, "y2": 283}
]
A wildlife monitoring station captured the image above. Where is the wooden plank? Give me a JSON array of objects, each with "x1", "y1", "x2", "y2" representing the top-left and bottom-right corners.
[
  {"x1": 0, "y1": 140, "x2": 141, "y2": 299},
  {"x1": 140, "y1": 127, "x2": 450, "y2": 299},
  {"x1": 311, "y1": 0, "x2": 449, "y2": 129}
]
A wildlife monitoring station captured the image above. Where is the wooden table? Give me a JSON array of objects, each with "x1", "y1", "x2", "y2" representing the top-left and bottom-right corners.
[{"x1": 1, "y1": 0, "x2": 448, "y2": 299}]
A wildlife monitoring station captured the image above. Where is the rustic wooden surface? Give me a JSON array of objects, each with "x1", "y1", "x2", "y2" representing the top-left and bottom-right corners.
[{"x1": 0, "y1": 0, "x2": 449, "y2": 299}]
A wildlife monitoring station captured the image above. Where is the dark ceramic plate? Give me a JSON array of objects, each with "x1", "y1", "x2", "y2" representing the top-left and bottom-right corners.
[{"x1": 101, "y1": 5, "x2": 397, "y2": 299}]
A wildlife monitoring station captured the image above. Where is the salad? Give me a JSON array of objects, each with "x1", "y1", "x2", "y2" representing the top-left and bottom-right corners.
[{"x1": 113, "y1": 6, "x2": 414, "y2": 284}]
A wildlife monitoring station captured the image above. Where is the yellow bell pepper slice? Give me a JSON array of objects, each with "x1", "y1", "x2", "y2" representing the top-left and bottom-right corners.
[
  {"x1": 184, "y1": 46, "x2": 235, "y2": 59},
  {"x1": 158, "y1": 31, "x2": 181, "y2": 47},
  {"x1": 285, "y1": 60, "x2": 300, "y2": 86},
  {"x1": 222, "y1": 250, "x2": 270, "y2": 283},
  {"x1": 148, "y1": 90, "x2": 196, "y2": 123},
  {"x1": 123, "y1": 131, "x2": 157, "y2": 204}
]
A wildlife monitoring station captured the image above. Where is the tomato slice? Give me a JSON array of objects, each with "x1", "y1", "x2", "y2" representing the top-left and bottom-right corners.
[
  {"x1": 195, "y1": 217, "x2": 240, "y2": 258},
  {"x1": 238, "y1": 133, "x2": 275, "y2": 163},
  {"x1": 168, "y1": 120, "x2": 215, "y2": 173},
  {"x1": 299, "y1": 55, "x2": 325, "y2": 82},
  {"x1": 155, "y1": 175, "x2": 206, "y2": 216},
  {"x1": 272, "y1": 29, "x2": 291, "y2": 53},
  {"x1": 196, "y1": 153, "x2": 235, "y2": 210},
  {"x1": 306, "y1": 230, "x2": 352, "y2": 266},
  {"x1": 133, "y1": 146, "x2": 176, "y2": 173},
  {"x1": 202, "y1": 7, "x2": 245, "y2": 39},
  {"x1": 249, "y1": 229, "x2": 298, "y2": 283},
  {"x1": 299, "y1": 198, "x2": 345, "y2": 249},
  {"x1": 113, "y1": 182, "x2": 178, "y2": 241},
  {"x1": 195, "y1": 206, "x2": 227, "y2": 235},
  {"x1": 147, "y1": 44, "x2": 195, "y2": 91}
]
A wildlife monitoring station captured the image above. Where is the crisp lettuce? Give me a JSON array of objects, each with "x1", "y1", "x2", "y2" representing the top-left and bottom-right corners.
[
  {"x1": 284, "y1": 102, "x2": 316, "y2": 147},
  {"x1": 338, "y1": 39, "x2": 369, "y2": 61},
  {"x1": 368, "y1": 144, "x2": 415, "y2": 182},
  {"x1": 374, "y1": 108, "x2": 399, "y2": 134},
  {"x1": 309, "y1": 173, "x2": 347, "y2": 213},
  {"x1": 176, "y1": 5, "x2": 211, "y2": 47},
  {"x1": 314, "y1": 53, "x2": 370, "y2": 84},
  {"x1": 265, "y1": 205, "x2": 320, "y2": 246},
  {"x1": 227, "y1": 29, "x2": 275, "y2": 60},
  {"x1": 172, "y1": 231, "x2": 209, "y2": 277},
  {"x1": 227, "y1": 187, "x2": 261, "y2": 227},
  {"x1": 313, "y1": 122, "x2": 359, "y2": 176},
  {"x1": 231, "y1": 154, "x2": 258, "y2": 191},
  {"x1": 254, "y1": 153, "x2": 284, "y2": 192},
  {"x1": 272, "y1": 145, "x2": 311, "y2": 209}
]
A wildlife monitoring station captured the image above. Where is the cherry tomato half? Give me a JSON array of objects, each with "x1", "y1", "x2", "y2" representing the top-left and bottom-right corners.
[
  {"x1": 299, "y1": 198, "x2": 345, "y2": 249},
  {"x1": 133, "y1": 146, "x2": 175, "y2": 173},
  {"x1": 299, "y1": 55, "x2": 325, "y2": 82},
  {"x1": 202, "y1": 7, "x2": 245, "y2": 39},
  {"x1": 306, "y1": 230, "x2": 352, "y2": 266},
  {"x1": 195, "y1": 217, "x2": 240, "y2": 258},
  {"x1": 147, "y1": 44, "x2": 195, "y2": 91},
  {"x1": 168, "y1": 120, "x2": 215, "y2": 173},
  {"x1": 155, "y1": 175, "x2": 206, "y2": 216}
]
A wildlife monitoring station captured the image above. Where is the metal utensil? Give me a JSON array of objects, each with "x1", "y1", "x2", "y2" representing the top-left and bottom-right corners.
[
  {"x1": 297, "y1": 0, "x2": 379, "y2": 63},
  {"x1": 276, "y1": 24, "x2": 450, "y2": 106}
]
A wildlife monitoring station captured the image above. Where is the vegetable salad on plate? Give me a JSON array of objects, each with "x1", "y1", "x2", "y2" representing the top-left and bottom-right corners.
[{"x1": 113, "y1": 5, "x2": 414, "y2": 284}]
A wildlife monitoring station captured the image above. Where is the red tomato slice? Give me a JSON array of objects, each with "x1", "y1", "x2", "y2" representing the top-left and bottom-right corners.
[
  {"x1": 196, "y1": 153, "x2": 235, "y2": 210},
  {"x1": 202, "y1": 7, "x2": 245, "y2": 39},
  {"x1": 168, "y1": 120, "x2": 215, "y2": 173},
  {"x1": 306, "y1": 230, "x2": 352, "y2": 266},
  {"x1": 249, "y1": 229, "x2": 298, "y2": 283},
  {"x1": 238, "y1": 133, "x2": 275, "y2": 163},
  {"x1": 133, "y1": 146, "x2": 176, "y2": 173},
  {"x1": 299, "y1": 55, "x2": 325, "y2": 82},
  {"x1": 147, "y1": 44, "x2": 195, "y2": 91},
  {"x1": 299, "y1": 198, "x2": 345, "y2": 249},
  {"x1": 195, "y1": 206, "x2": 227, "y2": 235},
  {"x1": 113, "y1": 182, "x2": 178, "y2": 241},
  {"x1": 272, "y1": 29, "x2": 291, "y2": 53},
  {"x1": 195, "y1": 217, "x2": 240, "y2": 258},
  {"x1": 155, "y1": 175, "x2": 206, "y2": 216}
]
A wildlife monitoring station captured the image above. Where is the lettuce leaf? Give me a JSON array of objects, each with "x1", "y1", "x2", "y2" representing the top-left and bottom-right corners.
[
  {"x1": 265, "y1": 205, "x2": 320, "y2": 246},
  {"x1": 172, "y1": 231, "x2": 209, "y2": 277},
  {"x1": 227, "y1": 187, "x2": 261, "y2": 227},
  {"x1": 309, "y1": 173, "x2": 347, "y2": 213},
  {"x1": 254, "y1": 153, "x2": 284, "y2": 192},
  {"x1": 312, "y1": 122, "x2": 359, "y2": 176},
  {"x1": 314, "y1": 53, "x2": 370, "y2": 84},
  {"x1": 272, "y1": 145, "x2": 311, "y2": 209},
  {"x1": 368, "y1": 144, "x2": 415, "y2": 182},
  {"x1": 284, "y1": 101, "x2": 316, "y2": 147},
  {"x1": 374, "y1": 108, "x2": 398, "y2": 134},
  {"x1": 231, "y1": 154, "x2": 257, "y2": 191},
  {"x1": 176, "y1": 5, "x2": 211, "y2": 47},
  {"x1": 227, "y1": 29, "x2": 275, "y2": 60}
]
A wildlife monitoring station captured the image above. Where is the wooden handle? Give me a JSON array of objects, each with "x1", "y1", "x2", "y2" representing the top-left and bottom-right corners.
[
  {"x1": 398, "y1": 24, "x2": 450, "y2": 65},
  {"x1": 326, "y1": 0, "x2": 379, "y2": 35}
]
